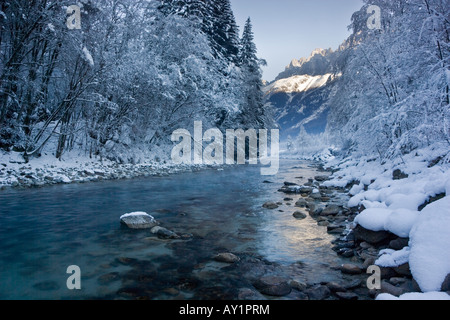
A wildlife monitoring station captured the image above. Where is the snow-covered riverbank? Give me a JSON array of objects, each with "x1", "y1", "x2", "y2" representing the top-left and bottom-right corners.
[
  {"x1": 0, "y1": 150, "x2": 220, "y2": 190},
  {"x1": 320, "y1": 142, "x2": 450, "y2": 300}
]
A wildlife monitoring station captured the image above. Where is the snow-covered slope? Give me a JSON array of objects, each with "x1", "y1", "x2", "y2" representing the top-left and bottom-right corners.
[
  {"x1": 264, "y1": 49, "x2": 341, "y2": 140},
  {"x1": 264, "y1": 73, "x2": 334, "y2": 95}
]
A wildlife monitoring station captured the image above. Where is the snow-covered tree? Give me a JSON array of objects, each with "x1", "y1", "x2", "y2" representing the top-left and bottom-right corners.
[
  {"x1": 237, "y1": 18, "x2": 268, "y2": 128},
  {"x1": 326, "y1": 0, "x2": 449, "y2": 161}
]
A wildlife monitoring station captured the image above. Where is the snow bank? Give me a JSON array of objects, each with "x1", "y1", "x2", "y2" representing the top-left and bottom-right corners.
[
  {"x1": 354, "y1": 208, "x2": 392, "y2": 232},
  {"x1": 377, "y1": 292, "x2": 450, "y2": 300},
  {"x1": 322, "y1": 142, "x2": 450, "y2": 297},
  {"x1": 409, "y1": 196, "x2": 450, "y2": 292}
]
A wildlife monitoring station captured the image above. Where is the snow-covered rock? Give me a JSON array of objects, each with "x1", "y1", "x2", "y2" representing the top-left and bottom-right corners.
[{"x1": 120, "y1": 212, "x2": 158, "y2": 229}]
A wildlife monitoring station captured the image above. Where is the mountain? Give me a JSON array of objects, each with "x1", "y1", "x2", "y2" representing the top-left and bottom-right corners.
[{"x1": 264, "y1": 48, "x2": 342, "y2": 141}]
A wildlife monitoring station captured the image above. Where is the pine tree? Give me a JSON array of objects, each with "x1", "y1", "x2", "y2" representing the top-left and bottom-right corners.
[
  {"x1": 208, "y1": 0, "x2": 240, "y2": 63},
  {"x1": 238, "y1": 18, "x2": 266, "y2": 127},
  {"x1": 158, "y1": 0, "x2": 240, "y2": 63}
]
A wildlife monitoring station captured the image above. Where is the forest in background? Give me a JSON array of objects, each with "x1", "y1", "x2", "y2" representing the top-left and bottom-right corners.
[{"x1": 0, "y1": 0, "x2": 271, "y2": 164}]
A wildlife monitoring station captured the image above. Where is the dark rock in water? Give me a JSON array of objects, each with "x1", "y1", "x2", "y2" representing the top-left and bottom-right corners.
[
  {"x1": 116, "y1": 257, "x2": 139, "y2": 265},
  {"x1": 326, "y1": 282, "x2": 347, "y2": 293},
  {"x1": 238, "y1": 288, "x2": 267, "y2": 300},
  {"x1": 314, "y1": 175, "x2": 329, "y2": 182},
  {"x1": 393, "y1": 169, "x2": 408, "y2": 180},
  {"x1": 441, "y1": 274, "x2": 450, "y2": 292},
  {"x1": 33, "y1": 281, "x2": 60, "y2": 291},
  {"x1": 253, "y1": 276, "x2": 292, "y2": 297},
  {"x1": 284, "y1": 198, "x2": 294, "y2": 201},
  {"x1": 305, "y1": 285, "x2": 331, "y2": 300},
  {"x1": 340, "y1": 264, "x2": 363, "y2": 275},
  {"x1": 263, "y1": 180, "x2": 273, "y2": 184},
  {"x1": 284, "y1": 181, "x2": 298, "y2": 186},
  {"x1": 295, "y1": 199, "x2": 307, "y2": 208},
  {"x1": 120, "y1": 212, "x2": 158, "y2": 229},
  {"x1": 344, "y1": 279, "x2": 362, "y2": 290},
  {"x1": 289, "y1": 280, "x2": 307, "y2": 291},
  {"x1": 263, "y1": 202, "x2": 279, "y2": 210},
  {"x1": 293, "y1": 211, "x2": 307, "y2": 220},
  {"x1": 321, "y1": 205, "x2": 342, "y2": 216},
  {"x1": 98, "y1": 272, "x2": 120, "y2": 285},
  {"x1": 214, "y1": 253, "x2": 240, "y2": 263},
  {"x1": 353, "y1": 225, "x2": 392, "y2": 244},
  {"x1": 335, "y1": 292, "x2": 359, "y2": 300},
  {"x1": 151, "y1": 226, "x2": 180, "y2": 239}
]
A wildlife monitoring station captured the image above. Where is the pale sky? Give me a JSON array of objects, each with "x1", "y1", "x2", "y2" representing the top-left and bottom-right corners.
[{"x1": 230, "y1": 0, "x2": 364, "y2": 81}]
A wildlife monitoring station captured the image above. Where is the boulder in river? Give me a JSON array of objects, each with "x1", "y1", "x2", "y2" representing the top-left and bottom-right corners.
[
  {"x1": 305, "y1": 285, "x2": 331, "y2": 300},
  {"x1": 340, "y1": 264, "x2": 363, "y2": 275},
  {"x1": 253, "y1": 276, "x2": 292, "y2": 297},
  {"x1": 263, "y1": 202, "x2": 279, "y2": 210},
  {"x1": 314, "y1": 175, "x2": 329, "y2": 182},
  {"x1": 293, "y1": 211, "x2": 307, "y2": 220},
  {"x1": 120, "y1": 212, "x2": 159, "y2": 229},
  {"x1": 151, "y1": 226, "x2": 180, "y2": 239},
  {"x1": 214, "y1": 253, "x2": 240, "y2": 263}
]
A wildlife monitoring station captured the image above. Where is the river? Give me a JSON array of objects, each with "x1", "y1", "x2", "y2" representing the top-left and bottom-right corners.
[{"x1": 0, "y1": 159, "x2": 350, "y2": 300}]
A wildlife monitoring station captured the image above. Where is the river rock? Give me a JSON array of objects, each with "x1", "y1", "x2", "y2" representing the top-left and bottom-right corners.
[
  {"x1": 253, "y1": 276, "x2": 292, "y2": 297},
  {"x1": 326, "y1": 282, "x2": 347, "y2": 293},
  {"x1": 335, "y1": 292, "x2": 359, "y2": 300},
  {"x1": 340, "y1": 264, "x2": 363, "y2": 275},
  {"x1": 238, "y1": 288, "x2": 267, "y2": 300},
  {"x1": 305, "y1": 285, "x2": 331, "y2": 300},
  {"x1": 293, "y1": 211, "x2": 307, "y2": 220},
  {"x1": 314, "y1": 175, "x2": 329, "y2": 182},
  {"x1": 289, "y1": 280, "x2": 307, "y2": 291},
  {"x1": 151, "y1": 226, "x2": 180, "y2": 239},
  {"x1": 389, "y1": 237, "x2": 410, "y2": 250},
  {"x1": 120, "y1": 212, "x2": 158, "y2": 229},
  {"x1": 214, "y1": 253, "x2": 240, "y2": 263},
  {"x1": 391, "y1": 263, "x2": 411, "y2": 277},
  {"x1": 295, "y1": 199, "x2": 307, "y2": 208},
  {"x1": 263, "y1": 202, "x2": 279, "y2": 210},
  {"x1": 381, "y1": 280, "x2": 405, "y2": 296},
  {"x1": 321, "y1": 204, "x2": 342, "y2": 216},
  {"x1": 353, "y1": 225, "x2": 392, "y2": 244},
  {"x1": 284, "y1": 181, "x2": 298, "y2": 186}
]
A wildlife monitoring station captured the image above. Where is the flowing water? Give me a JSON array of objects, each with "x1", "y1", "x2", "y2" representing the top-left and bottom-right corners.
[{"x1": 0, "y1": 159, "x2": 350, "y2": 300}]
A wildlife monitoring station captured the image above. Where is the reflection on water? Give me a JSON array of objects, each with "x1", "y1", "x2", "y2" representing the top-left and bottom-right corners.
[{"x1": 0, "y1": 160, "x2": 348, "y2": 300}]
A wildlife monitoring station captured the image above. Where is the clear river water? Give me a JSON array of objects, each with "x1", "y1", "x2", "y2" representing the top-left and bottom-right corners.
[{"x1": 0, "y1": 159, "x2": 350, "y2": 300}]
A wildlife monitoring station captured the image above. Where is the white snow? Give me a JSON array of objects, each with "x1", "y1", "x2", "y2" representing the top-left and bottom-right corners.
[
  {"x1": 354, "y1": 208, "x2": 392, "y2": 232},
  {"x1": 82, "y1": 46, "x2": 94, "y2": 66},
  {"x1": 264, "y1": 74, "x2": 333, "y2": 95},
  {"x1": 376, "y1": 247, "x2": 410, "y2": 267},
  {"x1": 322, "y1": 142, "x2": 450, "y2": 298},
  {"x1": 409, "y1": 196, "x2": 450, "y2": 292},
  {"x1": 377, "y1": 292, "x2": 450, "y2": 300},
  {"x1": 384, "y1": 209, "x2": 420, "y2": 238},
  {"x1": 120, "y1": 212, "x2": 151, "y2": 219}
]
